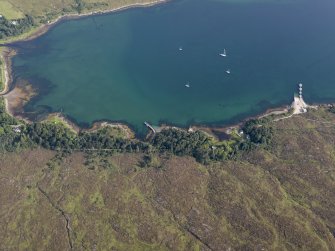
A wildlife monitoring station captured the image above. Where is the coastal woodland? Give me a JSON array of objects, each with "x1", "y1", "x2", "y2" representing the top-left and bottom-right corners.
[
  {"x1": 0, "y1": 14, "x2": 34, "y2": 39},
  {"x1": 0, "y1": 0, "x2": 335, "y2": 250},
  {"x1": 0, "y1": 97, "x2": 272, "y2": 162},
  {"x1": 1, "y1": 95, "x2": 335, "y2": 249}
]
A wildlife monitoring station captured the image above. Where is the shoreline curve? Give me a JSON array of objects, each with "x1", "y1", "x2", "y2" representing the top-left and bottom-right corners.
[
  {"x1": 0, "y1": 0, "x2": 322, "y2": 140},
  {"x1": 1, "y1": 0, "x2": 170, "y2": 45}
]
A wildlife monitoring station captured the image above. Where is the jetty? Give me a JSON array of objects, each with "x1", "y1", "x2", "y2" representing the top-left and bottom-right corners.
[
  {"x1": 291, "y1": 83, "x2": 308, "y2": 114},
  {"x1": 144, "y1": 121, "x2": 156, "y2": 134}
]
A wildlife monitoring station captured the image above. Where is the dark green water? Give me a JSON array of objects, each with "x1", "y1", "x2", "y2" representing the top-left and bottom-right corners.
[{"x1": 11, "y1": 0, "x2": 335, "y2": 134}]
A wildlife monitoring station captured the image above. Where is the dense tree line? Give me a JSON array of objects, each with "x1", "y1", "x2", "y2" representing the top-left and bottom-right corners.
[
  {"x1": 78, "y1": 128, "x2": 151, "y2": 153},
  {"x1": 0, "y1": 99, "x2": 31, "y2": 151},
  {"x1": 242, "y1": 119, "x2": 273, "y2": 146},
  {"x1": 0, "y1": 97, "x2": 274, "y2": 163},
  {"x1": 0, "y1": 15, "x2": 34, "y2": 39},
  {"x1": 151, "y1": 129, "x2": 214, "y2": 163},
  {"x1": 150, "y1": 129, "x2": 238, "y2": 164},
  {"x1": 24, "y1": 123, "x2": 152, "y2": 152},
  {"x1": 151, "y1": 129, "x2": 210, "y2": 156},
  {"x1": 74, "y1": 0, "x2": 85, "y2": 14},
  {"x1": 26, "y1": 123, "x2": 77, "y2": 150}
]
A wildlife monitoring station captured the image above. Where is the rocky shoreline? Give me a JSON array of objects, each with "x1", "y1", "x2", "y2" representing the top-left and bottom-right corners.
[
  {"x1": 0, "y1": 45, "x2": 307, "y2": 140},
  {"x1": 0, "y1": 0, "x2": 319, "y2": 140},
  {"x1": 0, "y1": 0, "x2": 170, "y2": 139}
]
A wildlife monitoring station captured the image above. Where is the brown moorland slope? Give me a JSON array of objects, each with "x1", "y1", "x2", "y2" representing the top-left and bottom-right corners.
[{"x1": 0, "y1": 109, "x2": 335, "y2": 250}]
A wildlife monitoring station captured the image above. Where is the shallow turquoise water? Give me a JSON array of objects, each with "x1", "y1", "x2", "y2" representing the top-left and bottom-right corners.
[{"x1": 11, "y1": 0, "x2": 335, "y2": 134}]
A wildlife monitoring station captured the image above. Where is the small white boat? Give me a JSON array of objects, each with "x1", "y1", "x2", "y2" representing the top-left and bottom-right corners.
[
  {"x1": 220, "y1": 49, "x2": 227, "y2": 57},
  {"x1": 185, "y1": 83, "x2": 190, "y2": 88},
  {"x1": 226, "y1": 69, "x2": 231, "y2": 74},
  {"x1": 179, "y1": 47, "x2": 183, "y2": 51}
]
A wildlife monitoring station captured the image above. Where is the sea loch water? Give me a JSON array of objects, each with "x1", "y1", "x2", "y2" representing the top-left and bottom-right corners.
[{"x1": 11, "y1": 0, "x2": 335, "y2": 134}]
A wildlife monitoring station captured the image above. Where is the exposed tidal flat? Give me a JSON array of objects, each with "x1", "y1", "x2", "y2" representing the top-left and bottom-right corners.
[{"x1": 6, "y1": 0, "x2": 335, "y2": 135}]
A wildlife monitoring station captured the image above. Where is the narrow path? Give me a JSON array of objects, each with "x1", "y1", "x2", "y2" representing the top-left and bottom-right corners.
[
  {"x1": 273, "y1": 113, "x2": 294, "y2": 122},
  {"x1": 37, "y1": 185, "x2": 73, "y2": 250},
  {"x1": 185, "y1": 226, "x2": 213, "y2": 251}
]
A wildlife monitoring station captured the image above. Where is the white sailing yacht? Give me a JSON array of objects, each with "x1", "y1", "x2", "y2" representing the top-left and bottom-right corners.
[{"x1": 220, "y1": 49, "x2": 227, "y2": 57}]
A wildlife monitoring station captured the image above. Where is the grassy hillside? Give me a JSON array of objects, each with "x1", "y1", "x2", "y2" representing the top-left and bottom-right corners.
[
  {"x1": 0, "y1": 1, "x2": 24, "y2": 20},
  {"x1": 0, "y1": 0, "x2": 163, "y2": 24},
  {"x1": 3, "y1": 0, "x2": 162, "y2": 16},
  {"x1": 0, "y1": 0, "x2": 163, "y2": 41},
  {"x1": 0, "y1": 52, "x2": 4, "y2": 92},
  {"x1": 1, "y1": 109, "x2": 335, "y2": 250}
]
